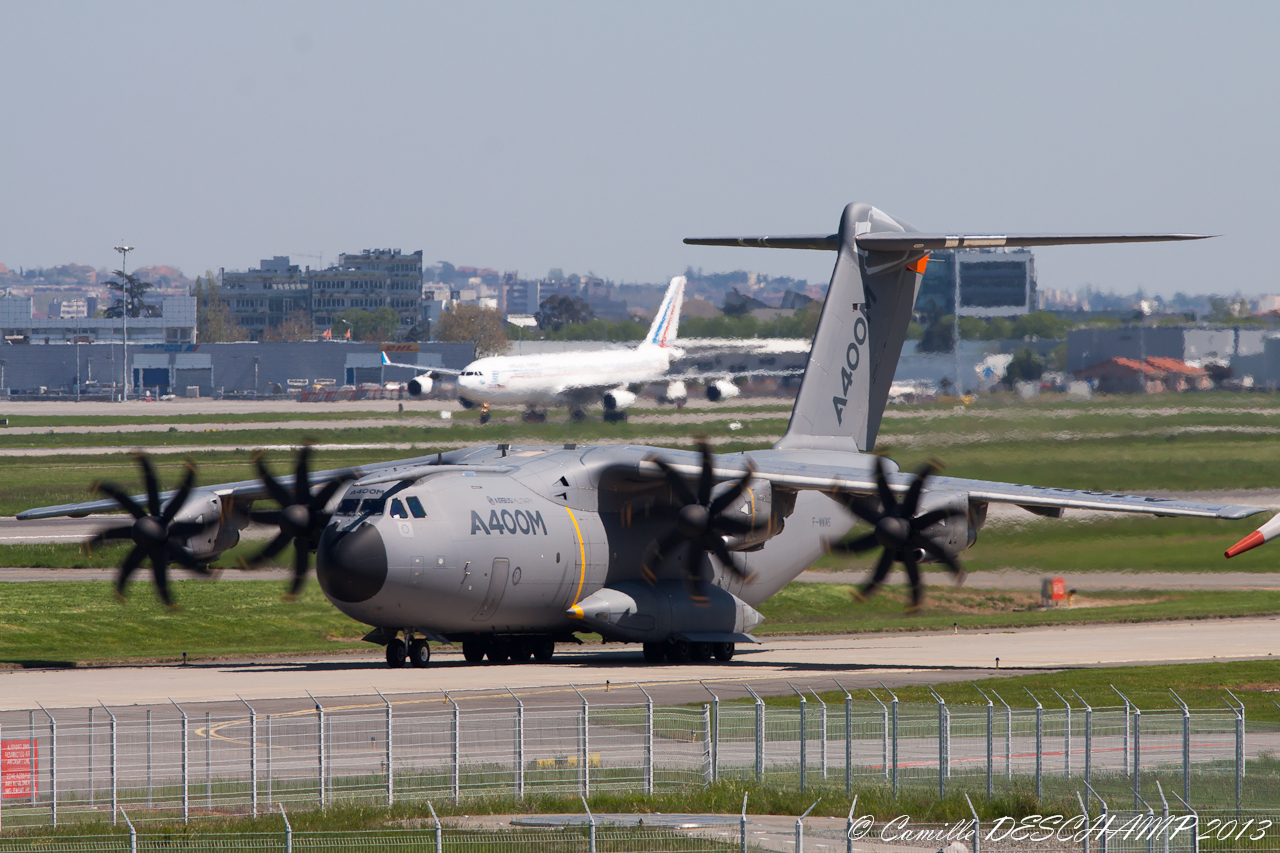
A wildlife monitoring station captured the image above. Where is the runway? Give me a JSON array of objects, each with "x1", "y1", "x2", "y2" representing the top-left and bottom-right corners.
[{"x1": 3, "y1": 616, "x2": 1275, "y2": 712}]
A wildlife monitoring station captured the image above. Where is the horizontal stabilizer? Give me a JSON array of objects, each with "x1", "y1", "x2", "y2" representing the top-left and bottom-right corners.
[{"x1": 685, "y1": 232, "x2": 1212, "y2": 252}]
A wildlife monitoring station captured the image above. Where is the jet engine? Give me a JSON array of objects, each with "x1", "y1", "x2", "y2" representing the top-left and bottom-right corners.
[
  {"x1": 663, "y1": 380, "x2": 687, "y2": 405},
  {"x1": 706, "y1": 379, "x2": 740, "y2": 401},
  {"x1": 570, "y1": 580, "x2": 763, "y2": 644},
  {"x1": 407, "y1": 374, "x2": 434, "y2": 397},
  {"x1": 603, "y1": 388, "x2": 637, "y2": 410}
]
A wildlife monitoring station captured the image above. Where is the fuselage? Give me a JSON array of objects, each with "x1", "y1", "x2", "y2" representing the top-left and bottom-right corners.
[
  {"x1": 455, "y1": 344, "x2": 679, "y2": 407},
  {"x1": 313, "y1": 443, "x2": 861, "y2": 639}
]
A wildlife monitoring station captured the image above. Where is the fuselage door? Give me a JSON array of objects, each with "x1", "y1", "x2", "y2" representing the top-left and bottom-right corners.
[{"x1": 473, "y1": 558, "x2": 510, "y2": 621}]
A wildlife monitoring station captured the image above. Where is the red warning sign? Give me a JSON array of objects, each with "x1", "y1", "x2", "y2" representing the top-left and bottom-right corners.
[{"x1": 1, "y1": 739, "x2": 37, "y2": 799}]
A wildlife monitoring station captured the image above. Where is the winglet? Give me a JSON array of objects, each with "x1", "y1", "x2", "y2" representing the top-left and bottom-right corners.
[{"x1": 1226, "y1": 512, "x2": 1280, "y2": 558}]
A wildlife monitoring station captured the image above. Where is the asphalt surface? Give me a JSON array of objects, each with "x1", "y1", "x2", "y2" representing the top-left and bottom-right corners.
[{"x1": 3, "y1": 617, "x2": 1275, "y2": 713}]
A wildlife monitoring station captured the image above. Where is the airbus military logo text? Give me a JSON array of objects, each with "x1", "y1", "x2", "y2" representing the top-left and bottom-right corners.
[
  {"x1": 831, "y1": 305, "x2": 868, "y2": 426},
  {"x1": 470, "y1": 509, "x2": 550, "y2": 536}
]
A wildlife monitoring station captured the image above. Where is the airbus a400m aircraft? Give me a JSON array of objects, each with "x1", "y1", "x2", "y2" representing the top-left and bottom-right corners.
[{"x1": 21, "y1": 203, "x2": 1263, "y2": 668}]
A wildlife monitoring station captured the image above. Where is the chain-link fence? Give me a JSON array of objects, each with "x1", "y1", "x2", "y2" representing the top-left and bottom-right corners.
[{"x1": 0, "y1": 688, "x2": 1275, "y2": 831}]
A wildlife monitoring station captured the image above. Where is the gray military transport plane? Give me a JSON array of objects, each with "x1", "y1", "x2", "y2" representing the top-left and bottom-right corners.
[{"x1": 19, "y1": 203, "x2": 1262, "y2": 668}]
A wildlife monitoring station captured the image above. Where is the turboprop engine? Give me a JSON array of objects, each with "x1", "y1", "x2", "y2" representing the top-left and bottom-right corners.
[
  {"x1": 603, "y1": 388, "x2": 637, "y2": 410},
  {"x1": 911, "y1": 491, "x2": 979, "y2": 560},
  {"x1": 709, "y1": 477, "x2": 790, "y2": 551},
  {"x1": 407, "y1": 374, "x2": 434, "y2": 397},
  {"x1": 706, "y1": 379, "x2": 740, "y2": 402},
  {"x1": 570, "y1": 580, "x2": 763, "y2": 644},
  {"x1": 176, "y1": 492, "x2": 241, "y2": 558}
]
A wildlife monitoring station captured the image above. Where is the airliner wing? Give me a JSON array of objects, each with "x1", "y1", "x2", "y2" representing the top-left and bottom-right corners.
[
  {"x1": 380, "y1": 352, "x2": 463, "y2": 375},
  {"x1": 665, "y1": 367, "x2": 804, "y2": 382}
]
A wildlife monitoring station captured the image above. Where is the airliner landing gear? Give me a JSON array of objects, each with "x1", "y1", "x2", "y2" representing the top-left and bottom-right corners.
[
  {"x1": 602, "y1": 409, "x2": 628, "y2": 423},
  {"x1": 479, "y1": 403, "x2": 491, "y2": 425},
  {"x1": 522, "y1": 409, "x2": 547, "y2": 423},
  {"x1": 570, "y1": 409, "x2": 588, "y2": 422}
]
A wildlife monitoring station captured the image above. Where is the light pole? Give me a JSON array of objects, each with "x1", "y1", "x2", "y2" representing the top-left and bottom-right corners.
[{"x1": 114, "y1": 245, "x2": 134, "y2": 402}]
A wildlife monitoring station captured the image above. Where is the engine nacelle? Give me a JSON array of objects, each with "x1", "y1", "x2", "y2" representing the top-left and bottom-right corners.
[
  {"x1": 706, "y1": 379, "x2": 740, "y2": 402},
  {"x1": 171, "y1": 491, "x2": 240, "y2": 559},
  {"x1": 603, "y1": 388, "x2": 637, "y2": 410},
  {"x1": 407, "y1": 374, "x2": 434, "y2": 397},
  {"x1": 663, "y1": 380, "x2": 687, "y2": 404},
  {"x1": 913, "y1": 490, "x2": 979, "y2": 560},
  {"x1": 571, "y1": 580, "x2": 763, "y2": 643},
  {"x1": 712, "y1": 477, "x2": 789, "y2": 551}
]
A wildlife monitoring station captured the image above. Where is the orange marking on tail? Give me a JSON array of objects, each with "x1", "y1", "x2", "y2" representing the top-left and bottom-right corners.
[
  {"x1": 1226, "y1": 530, "x2": 1265, "y2": 558},
  {"x1": 908, "y1": 253, "x2": 931, "y2": 274}
]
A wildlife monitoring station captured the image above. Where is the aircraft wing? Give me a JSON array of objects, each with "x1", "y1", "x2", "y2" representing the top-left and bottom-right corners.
[
  {"x1": 665, "y1": 367, "x2": 804, "y2": 382},
  {"x1": 632, "y1": 453, "x2": 1262, "y2": 520},
  {"x1": 14, "y1": 453, "x2": 449, "y2": 520},
  {"x1": 380, "y1": 352, "x2": 463, "y2": 375}
]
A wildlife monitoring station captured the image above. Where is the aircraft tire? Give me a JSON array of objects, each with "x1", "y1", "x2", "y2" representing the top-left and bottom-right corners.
[
  {"x1": 713, "y1": 642, "x2": 735, "y2": 662},
  {"x1": 690, "y1": 641, "x2": 712, "y2": 663},
  {"x1": 386, "y1": 639, "x2": 406, "y2": 669},
  {"x1": 462, "y1": 638, "x2": 487, "y2": 663},
  {"x1": 642, "y1": 642, "x2": 666, "y2": 663},
  {"x1": 533, "y1": 638, "x2": 555, "y2": 662},
  {"x1": 487, "y1": 641, "x2": 510, "y2": 664},
  {"x1": 570, "y1": 409, "x2": 588, "y2": 422},
  {"x1": 509, "y1": 640, "x2": 532, "y2": 663},
  {"x1": 603, "y1": 410, "x2": 627, "y2": 423},
  {"x1": 479, "y1": 412, "x2": 491, "y2": 425},
  {"x1": 408, "y1": 639, "x2": 430, "y2": 668},
  {"x1": 666, "y1": 639, "x2": 692, "y2": 664}
]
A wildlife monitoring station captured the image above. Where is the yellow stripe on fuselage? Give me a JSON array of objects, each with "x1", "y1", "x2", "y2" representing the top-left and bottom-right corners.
[{"x1": 565, "y1": 506, "x2": 587, "y2": 605}]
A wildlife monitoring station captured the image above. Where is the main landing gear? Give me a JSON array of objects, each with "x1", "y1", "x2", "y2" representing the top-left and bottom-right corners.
[
  {"x1": 479, "y1": 403, "x2": 491, "y2": 425},
  {"x1": 461, "y1": 635, "x2": 556, "y2": 664},
  {"x1": 385, "y1": 631, "x2": 431, "y2": 668},
  {"x1": 642, "y1": 640, "x2": 734, "y2": 664}
]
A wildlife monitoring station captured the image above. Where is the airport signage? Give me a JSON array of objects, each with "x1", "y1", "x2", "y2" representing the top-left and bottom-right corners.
[{"x1": 1, "y1": 738, "x2": 36, "y2": 799}]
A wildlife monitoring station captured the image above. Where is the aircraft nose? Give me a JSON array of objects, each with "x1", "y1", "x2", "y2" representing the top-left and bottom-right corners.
[{"x1": 316, "y1": 522, "x2": 388, "y2": 603}]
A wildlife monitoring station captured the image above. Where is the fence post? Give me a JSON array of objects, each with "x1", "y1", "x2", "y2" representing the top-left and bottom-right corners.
[
  {"x1": 740, "y1": 792, "x2": 749, "y2": 853},
  {"x1": 965, "y1": 792, "x2": 980, "y2": 853},
  {"x1": 1111, "y1": 686, "x2": 1131, "y2": 776},
  {"x1": 976, "y1": 687, "x2": 994, "y2": 799},
  {"x1": 582, "y1": 795, "x2": 596, "y2": 853},
  {"x1": 265, "y1": 714, "x2": 272, "y2": 807},
  {"x1": 1171, "y1": 789, "x2": 1198, "y2": 853},
  {"x1": 879, "y1": 683, "x2": 899, "y2": 799},
  {"x1": 505, "y1": 687, "x2": 524, "y2": 800},
  {"x1": 638, "y1": 683, "x2": 654, "y2": 794},
  {"x1": 1086, "y1": 783, "x2": 1109, "y2": 853},
  {"x1": 834, "y1": 681, "x2": 853, "y2": 796},
  {"x1": 170, "y1": 699, "x2": 189, "y2": 825},
  {"x1": 1156, "y1": 781, "x2": 1170, "y2": 853},
  {"x1": 795, "y1": 798, "x2": 821, "y2": 853},
  {"x1": 36, "y1": 703, "x2": 55, "y2": 827},
  {"x1": 121, "y1": 808, "x2": 136, "y2": 853},
  {"x1": 1224, "y1": 693, "x2": 1244, "y2": 811},
  {"x1": 571, "y1": 685, "x2": 590, "y2": 798},
  {"x1": 1053, "y1": 689, "x2": 1072, "y2": 778},
  {"x1": 1073, "y1": 691, "x2": 1093, "y2": 807},
  {"x1": 928, "y1": 686, "x2": 948, "y2": 798},
  {"x1": 239, "y1": 695, "x2": 258, "y2": 815},
  {"x1": 205, "y1": 711, "x2": 212, "y2": 811},
  {"x1": 442, "y1": 691, "x2": 460, "y2": 805},
  {"x1": 992, "y1": 690, "x2": 1012, "y2": 780},
  {"x1": 789, "y1": 683, "x2": 807, "y2": 792},
  {"x1": 99, "y1": 702, "x2": 117, "y2": 826},
  {"x1": 1025, "y1": 689, "x2": 1043, "y2": 801},
  {"x1": 700, "y1": 682, "x2": 719, "y2": 784},
  {"x1": 1170, "y1": 691, "x2": 1190, "y2": 806},
  {"x1": 845, "y1": 795, "x2": 858, "y2": 853},
  {"x1": 88, "y1": 708, "x2": 94, "y2": 809},
  {"x1": 867, "y1": 689, "x2": 889, "y2": 782},
  {"x1": 375, "y1": 688, "x2": 394, "y2": 806},
  {"x1": 702, "y1": 704, "x2": 713, "y2": 784},
  {"x1": 306, "y1": 691, "x2": 324, "y2": 808},
  {"x1": 810, "y1": 690, "x2": 828, "y2": 780},
  {"x1": 745, "y1": 684, "x2": 765, "y2": 782},
  {"x1": 1076, "y1": 791, "x2": 1090, "y2": 853},
  {"x1": 146, "y1": 708, "x2": 153, "y2": 811},
  {"x1": 428, "y1": 801, "x2": 443, "y2": 853},
  {"x1": 1133, "y1": 703, "x2": 1142, "y2": 809},
  {"x1": 280, "y1": 804, "x2": 292, "y2": 853}
]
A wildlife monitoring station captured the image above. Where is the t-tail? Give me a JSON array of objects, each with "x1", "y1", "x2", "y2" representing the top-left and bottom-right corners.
[
  {"x1": 644, "y1": 275, "x2": 685, "y2": 347},
  {"x1": 686, "y1": 202, "x2": 1210, "y2": 453}
]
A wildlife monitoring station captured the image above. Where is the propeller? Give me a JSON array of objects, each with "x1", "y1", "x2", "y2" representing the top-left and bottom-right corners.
[
  {"x1": 86, "y1": 455, "x2": 211, "y2": 606},
  {"x1": 830, "y1": 456, "x2": 966, "y2": 612},
  {"x1": 641, "y1": 439, "x2": 764, "y2": 602},
  {"x1": 244, "y1": 443, "x2": 355, "y2": 597}
]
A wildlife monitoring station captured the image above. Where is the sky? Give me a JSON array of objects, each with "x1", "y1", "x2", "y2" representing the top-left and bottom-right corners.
[{"x1": 1, "y1": 1, "x2": 1278, "y2": 298}]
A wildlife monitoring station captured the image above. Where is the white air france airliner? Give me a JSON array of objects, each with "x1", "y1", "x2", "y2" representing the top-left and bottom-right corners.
[{"x1": 383, "y1": 276, "x2": 795, "y2": 422}]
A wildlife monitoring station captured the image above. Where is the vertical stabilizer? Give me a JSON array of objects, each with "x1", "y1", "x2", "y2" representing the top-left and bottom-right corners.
[{"x1": 645, "y1": 276, "x2": 685, "y2": 347}]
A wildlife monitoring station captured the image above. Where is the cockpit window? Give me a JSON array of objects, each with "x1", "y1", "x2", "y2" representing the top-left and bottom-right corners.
[
  {"x1": 359, "y1": 498, "x2": 386, "y2": 515},
  {"x1": 406, "y1": 496, "x2": 427, "y2": 518},
  {"x1": 389, "y1": 498, "x2": 408, "y2": 519},
  {"x1": 335, "y1": 498, "x2": 361, "y2": 515}
]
